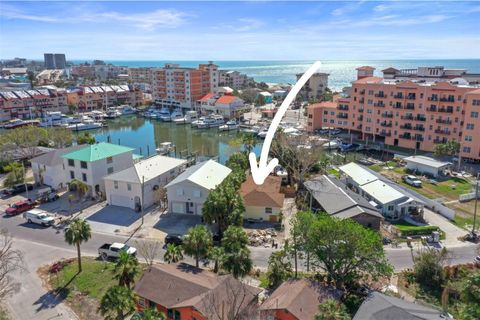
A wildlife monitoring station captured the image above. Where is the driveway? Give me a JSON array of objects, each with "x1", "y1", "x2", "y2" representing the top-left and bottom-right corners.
[
  {"x1": 153, "y1": 213, "x2": 202, "y2": 236},
  {"x1": 423, "y1": 209, "x2": 466, "y2": 245},
  {"x1": 86, "y1": 205, "x2": 142, "y2": 234}
]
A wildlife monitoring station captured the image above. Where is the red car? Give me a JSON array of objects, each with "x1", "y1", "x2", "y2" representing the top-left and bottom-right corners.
[{"x1": 5, "y1": 200, "x2": 35, "y2": 216}]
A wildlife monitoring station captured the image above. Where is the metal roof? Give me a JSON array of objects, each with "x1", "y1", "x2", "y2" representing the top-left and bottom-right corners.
[
  {"x1": 62, "y1": 142, "x2": 134, "y2": 162},
  {"x1": 165, "y1": 160, "x2": 231, "y2": 190},
  {"x1": 360, "y1": 180, "x2": 407, "y2": 205},
  {"x1": 403, "y1": 155, "x2": 451, "y2": 169},
  {"x1": 339, "y1": 162, "x2": 379, "y2": 186}
]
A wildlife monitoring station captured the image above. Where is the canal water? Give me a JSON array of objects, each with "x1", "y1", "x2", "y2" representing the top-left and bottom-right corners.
[{"x1": 88, "y1": 115, "x2": 262, "y2": 164}]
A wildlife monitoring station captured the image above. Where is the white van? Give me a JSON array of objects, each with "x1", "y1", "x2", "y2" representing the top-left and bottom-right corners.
[{"x1": 23, "y1": 209, "x2": 55, "y2": 226}]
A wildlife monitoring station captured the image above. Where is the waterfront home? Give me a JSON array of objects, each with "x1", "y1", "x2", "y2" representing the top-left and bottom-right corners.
[
  {"x1": 197, "y1": 92, "x2": 245, "y2": 118},
  {"x1": 165, "y1": 160, "x2": 231, "y2": 215},
  {"x1": 339, "y1": 162, "x2": 424, "y2": 221},
  {"x1": 134, "y1": 263, "x2": 261, "y2": 320},
  {"x1": 304, "y1": 175, "x2": 383, "y2": 230},
  {"x1": 353, "y1": 292, "x2": 450, "y2": 320},
  {"x1": 103, "y1": 155, "x2": 186, "y2": 210},
  {"x1": 30, "y1": 145, "x2": 85, "y2": 189},
  {"x1": 62, "y1": 142, "x2": 135, "y2": 197},
  {"x1": 240, "y1": 175, "x2": 285, "y2": 222},
  {"x1": 259, "y1": 279, "x2": 342, "y2": 320}
]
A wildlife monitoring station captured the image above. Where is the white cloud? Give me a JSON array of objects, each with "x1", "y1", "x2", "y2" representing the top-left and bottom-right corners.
[{"x1": 234, "y1": 18, "x2": 265, "y2": 32}]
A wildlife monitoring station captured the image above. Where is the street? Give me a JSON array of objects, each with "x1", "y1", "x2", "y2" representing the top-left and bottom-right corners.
[{"x1": 3, "y1": 212, "x2": 478, "y2": 320}]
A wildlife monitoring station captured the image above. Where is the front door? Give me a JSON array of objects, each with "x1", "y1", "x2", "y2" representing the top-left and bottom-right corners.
[{"x1": 186, "y1": 202, "x2": 194, "y2": 214}]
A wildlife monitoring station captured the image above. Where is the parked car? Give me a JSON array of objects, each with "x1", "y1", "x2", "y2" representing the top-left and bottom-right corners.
[
  {"x1": 403, "y1": 175, "x2": 422, "y2": 187},
  {"x1": 165, "y1": 234, "x2": 183, "y2": 246},
  {"x1": 98, "y1": 242, "x2": 137, "y2": 260},
  {"x1": 37, "y1": 191, "x2": 59, "y2": 203},
  {"x1": 1, "y1": 184, "x2": 34, "y2": 198},
  {"x1": 23, "y1": 209, "x2": 55, "y2": 226},
  {"x1": 474, "y1": 256, "x2": 480, "y2": 266},
  {"x1": 5, "y1": 199, "x2": 35, "y2": 216}
]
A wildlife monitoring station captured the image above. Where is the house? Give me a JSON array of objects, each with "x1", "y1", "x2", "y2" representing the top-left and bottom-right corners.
[
  {"x1": 353, "y1": 292, "x2": 451, "y2": 320},
  {"x1": 259, "y1": 279, "x2": 342, "y2": 320},
  {"x1": 62, "y1": 142, "x2": 135, "y2": 197},
  {"x1": 339, "y1": 163, "x2": 424, "y2": 221},
  {"x1": 134, "y1": 263, "x2": 261, "y2": 320},
  {"x1": 30, "y1": 145, "x2": 85, "y2": 189},
  {"x1": 103, "y1": 155, "x2": 187, "y2": 210},
  {"x1": 165, "y1": 160, "x2": 231, "y2": 215},
  {"x1": 197, "y1": 92, "x2": 244, "y2": 118},
  {"x1": 258, "y1": 91, "x2": 273, "y2": 104},
  {"x1": 240, "y1": 175, "x2": 285, "y2": 222},
  {"x1": 304, "y1": 175, "x2": 383, "y2": 230},
  {"x1": 403, "y1": 155, "x2": 451, "y2": 178}
]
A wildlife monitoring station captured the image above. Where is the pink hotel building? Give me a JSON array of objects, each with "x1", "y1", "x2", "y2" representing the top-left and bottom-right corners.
[{"x1": 307, "y1": 66, "x2": 480, "y2": 161}]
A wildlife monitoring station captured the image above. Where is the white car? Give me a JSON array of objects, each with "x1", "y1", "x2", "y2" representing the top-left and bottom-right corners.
[
  {"x1": 23, "y1": 209, "x2": 55, "y2": 226},
  {"x1": 98, "y1": 242, "x2": 137, "y2": 260},
  {"x1": 403, "y1": 175, "x2": 422, "y2": 187}
]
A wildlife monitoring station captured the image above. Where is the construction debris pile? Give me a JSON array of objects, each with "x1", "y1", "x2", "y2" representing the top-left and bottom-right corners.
[{"x1": 247, "y1": 229, "x2": 278, "y2": 247}]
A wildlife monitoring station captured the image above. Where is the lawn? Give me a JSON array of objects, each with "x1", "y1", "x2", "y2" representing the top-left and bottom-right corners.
[
  {"x1": 327, "y1": 168, "x2": 340, "y2": 178},
  {"x1": 393, "y1": 220, "x2": 440, "y2": 236}
]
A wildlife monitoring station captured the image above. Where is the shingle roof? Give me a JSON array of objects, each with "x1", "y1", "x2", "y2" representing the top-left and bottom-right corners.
[
  {"x1": 305, "y1": 175, "x2": 382, "y2": 219},
  {"x1": 30, "y1": 145, "x2": 86, "y2": 166},
  {"x1": 103, "y1": 155, "x2": 186, "y2": 184},
  {"x1": 353, "y1": 292, "x2": 447, "y2": 320},
  {"x1": 62, "y1": 142, "x2": 134, "y2": 162},
  {"x1": 240, "y1": 175, "x2": 284, "y2": 208},
  {"x1": 165, "y1": 160, "x2": 231, "y2": 190},
  {"x1": 260, "y1": 279, "x2": 342, "y2": 320},
  {"x1": 134, "y1": 263, "x2": 261, "y2": 319}
]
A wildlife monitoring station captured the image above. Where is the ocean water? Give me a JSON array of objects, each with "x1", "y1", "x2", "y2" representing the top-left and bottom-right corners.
[{"x1": 72, "y1": 59, "x2": 480, "y2": 90}]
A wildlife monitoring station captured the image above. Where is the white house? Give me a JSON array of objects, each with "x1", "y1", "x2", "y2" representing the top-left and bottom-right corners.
[
  {"x1": 103, "y1": 155, "x2": 187, "y2": 210},
  {"x1": 62, "y1": 142, "x2": 135, "y2": 196},
  {"x1": 403, "y1": 155, "x2": 451, "y2": 178},
  {"x1": 197, "y1": 93, "x2": 244, "y2": 118},
  {"x1": 165, "y1": 160, "x2": 231, "y2": 215},
  {"x1": 30, "y1": 145, "x2": 85, "y2": 189}
]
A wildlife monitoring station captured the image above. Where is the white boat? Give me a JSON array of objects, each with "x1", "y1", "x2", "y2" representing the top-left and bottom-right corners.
[
  {"x1": 257, "y1": 128, "x2": 269, "y2": 138},
  {"x1": 156, "y1": 142, "x2": 175, "y2": 155},
  {"x1": 3, "y1": 119, "x2": 38, "y2": 129},
  {"x1": 219, "y1": 120, "x2": 238, "y2": 131},
  {"x1": 67, "y1": 119, "x2": 103, "y2": 131},
  {"x1": 242, "y1": 126, "x2": 260, "y2": 134},
  {"x1": 196, "y1": 117, "x2": 213, "y2": 129},
  {"x1": 209, "y1": 115, "x2": 225, "y2": 128},
  {"x1": 322, "y1": 140, "x2": 341, "y2": 150},
  {"x1": 158, "y1": 107, "x2": 171, "y2": 122},
  {"x1": 170, "y1": 109, "x2": 183, "y2": 122},
  {"x1": 89, "y1": 110, "x2": 106, "y2": 121},
  {"x1": 191, "y1": 116, "x2": 206, "y2": 127},
  {"x1": 119, "y1": 105, "x2": 137, "y2": 115},
  {"x1": 39, "y1": 111, "x2": 73, "y2": 127},
  {"x1": 104, "y1": 108, "x2": 121, "y2": 119},
  {"x1": 174, "y1": 110, "x2": 198, "y2": 124}
]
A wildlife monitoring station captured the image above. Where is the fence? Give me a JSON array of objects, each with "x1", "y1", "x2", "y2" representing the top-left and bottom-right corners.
[{"x1": 459, "y1": 191, "x2": 479, "y2": 202}]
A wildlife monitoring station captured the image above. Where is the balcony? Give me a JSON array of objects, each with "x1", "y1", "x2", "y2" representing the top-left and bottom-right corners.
[
  {"x1": 393, "y1": 93, "x2": 404, "y2": 99},
  {"x1": 400, "y1": 124, "x2": 413, "y2": 130},
  {"x1": 414, "y1": 136, "x2": 424, "y2": 141},
  {"x1": 358, "y1": 108, "x2": 364, "y2": 113},
  {"x1": 399, "y1": 134, "x2": 412, "y2": 140},
  {"x1": 428, "y1": 96, "x2": 438, "y2": 101},
  {"x1": 436, "y1": 118, "x2": 452, "y2": 124},
  {"x1": 359, "y1": 90, "x2": 365, "y2": 95},
  {"x1": 380, "y1": 122, "x2": 392, "y2": 127},
  {"x1": 374, "y1": 102, "x2": 385, "y2": 107},
  {"x1": 337, "y1": 113, "x2": 348, "y2": 119},
  {"x1": 404, "y1": 104, "x2": 415, "y2": 110},
  {"x1": 359, "y1": 98, "x2": 365, "y2": 104},
  {"x1": 379, "y1": 131, "x2": 391, "y2": 137},
  {"x1": 437, "y1": 108, "x2": 454, "y2": 113},
  {"x1": 393, "y1": 104, "x2": 403, "y2": 109},
  {"x1": 434, "y1": 138, "x2": 448, "y2": 144},
  {"x1": 357, "y1": 116, "x2": 364, "y2": 121},
  {"x1": 415, "y1": 116, "x2": 427, "y2": 122},
  {"x1": 440, "y1": 97, "x2": 455, "y2": 102},
  {"x1": 405, "y1": 94, "x2": 416, "y2": 100},
  {"x1": 381, "y1": 113, "x2": 394, "y2": 118},
  {"x1": 337, "y1": 105, "x2": 349, "y2": 111},
  {"x1": 434, "y1": 129, "x2": 451, "y2": 135},
  {"x1": 413, "y1": 126, "x2": 425, "y2": 132},
  {"x1": 375, "y1": 93, "x2": 386, "y2": 98},
  {"x1": 401, "y1": 115, "x2": 414, "y2": 120},
  {"x1": 356, "y1": 125, "x2": 363, "y2": 130}
]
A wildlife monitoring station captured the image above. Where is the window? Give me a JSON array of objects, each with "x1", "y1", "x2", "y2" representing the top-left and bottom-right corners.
[
  {"x1": 127, "y1": 183, "x2": 131, "y2": 191},
  {"x1": 68, "y1": 159, "x2": 75, "y2": 167},
  {"x1": 193, "y1": 190, "x2": 201, "y2": 198},
  {"x1": 471, "y1": 111, "x2": 479, "y2": 118},
  {"x1": 473, "y1": 99, "x2": 480, "y2": 106},
  {"x1": 176, "y1": 188, "x2": 184, "y2": 196},
  {"x1": 114, "y1": 181, "x2": 118, "y2": 189},
  {"x1": 70, "y1": 171, "x2": 75, "y2": 179},
  {"x1": 265, "y1": 207, "x2": 273, "y2": 214},
  {"x1": 388, "y1": 205, "x2": 394, "y2": 211},
  {"x1": 82, "y1": 173, "x2": 87, "y2": 182},
  {"x1": 467, "y1": 123, "x2": 475, "y2": 130},
  {"x1": 107, "y1": 167, "x2": 114, "y2": 174},
  {"x1": 463, "y1": 147, "x2": 471, "y2": 153},
  {"x1": 167, "y1": 310, "x2": 180, "y2": 320},
  {"x1": 465, "y1": 136, "x2": 473, "y2": 142},
  {"x1": 106, "y1": 156, "x2": 113, "y2": 164},
  {"x1": 80, "y1": 161, "x2": 87, "y2": 169}
]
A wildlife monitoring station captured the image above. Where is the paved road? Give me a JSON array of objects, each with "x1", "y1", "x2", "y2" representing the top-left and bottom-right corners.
[{"x1": 3, "y1": 213, "x2": 478, "y2": 319}]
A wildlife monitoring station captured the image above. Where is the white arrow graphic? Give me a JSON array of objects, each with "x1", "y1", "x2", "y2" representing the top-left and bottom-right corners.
[{"x1": 249, "y1": 61, "x2": 322, "y2": 185}]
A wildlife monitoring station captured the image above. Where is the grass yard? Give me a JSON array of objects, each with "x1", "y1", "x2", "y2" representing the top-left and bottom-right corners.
[
  {"x1": 393, "y1": 220, "x2": 441, "y2": 236},
  {"x1": 327, "y1": 168, "x2": 341, "y2": 178}
]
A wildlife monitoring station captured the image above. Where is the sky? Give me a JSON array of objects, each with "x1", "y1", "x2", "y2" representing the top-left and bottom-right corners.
[{"x1": 1, "y1": 1, "x2": 480, "y2": 60}]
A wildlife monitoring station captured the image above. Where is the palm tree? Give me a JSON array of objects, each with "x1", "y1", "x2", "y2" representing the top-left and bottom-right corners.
[
  {"x1": 27, "y1": 71, "x2": 35, "y2": 89},
  {"x1": 315, "y1": 299, "x2": 351, "y2": 320},
  {"x1": 69, "y1": 179, "x2": 89, "y2": 200},
  {"x1": 99, "y1": 286, "x2": 135, "y2": 320},
  {"x1": 221, "y1": 226, "x2": 252, "y2": 278},
  {"x1": 208, "y1": 246, "x2": 224, "y2": 273},
  {"x1": 163, "y1": 244, "x2": 183, "y2": 264},
  {"x1": 141, "y1": 307, "x2": 165, "y2": 320},
  {"x1": 64, "y1": 218, "x2": 91, "y2": 272},
  {"x1": 182, "y1": 225, "x2": 212, "y2": 267},
  {"x1": 114, "y1": 251, "x2": 139, "y2": 289}
]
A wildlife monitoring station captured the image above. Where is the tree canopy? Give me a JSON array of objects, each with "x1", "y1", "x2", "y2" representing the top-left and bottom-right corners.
[
  {"x1": 182, "y1": 225, "x2": 212, "y2": 267},
  {"x1": 221, "y1": 226, "x2": 252, "y2": 278}
]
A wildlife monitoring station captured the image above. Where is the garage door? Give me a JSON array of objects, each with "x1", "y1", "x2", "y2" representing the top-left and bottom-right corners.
[
  {"x1": 110, "y1": 194, "x2": 133, "y2": 209},
  {"x1": 171, "y1": 202, "x2": 185, "y2": 214}
]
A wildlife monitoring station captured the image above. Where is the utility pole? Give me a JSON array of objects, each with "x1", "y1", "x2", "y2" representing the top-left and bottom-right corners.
[
  {"x1": 22, "y1": 163, "x2": 29, "y2": 199},
  {"x1": 473, "y1": 173, "x2": 479, "y2": 235}
]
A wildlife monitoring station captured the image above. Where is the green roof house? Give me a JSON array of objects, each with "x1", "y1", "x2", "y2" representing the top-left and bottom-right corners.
[{"x1": 62, "y1": 142, "x2": 135, "y2": 197}]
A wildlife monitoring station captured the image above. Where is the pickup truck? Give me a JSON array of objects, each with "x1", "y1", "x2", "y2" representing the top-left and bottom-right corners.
[
  {"x1": 5, "y1": 199, "x2": 35, "y2": 216},
  {"x1": 98, "y1": 242, "x2": 137, "y2": 260}
]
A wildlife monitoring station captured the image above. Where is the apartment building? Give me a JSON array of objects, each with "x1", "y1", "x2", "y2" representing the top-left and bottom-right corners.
[
  {"x1": 307, "y1": 66, "x2": 480, "y2": 161},
  {"x1": 44, "y1": 53, "x2": 66, "y2": 70},
  {"x1": 0, "y1": 88, "x2": 68, "y2": 121},
  {"x1": 219, "y1": 70, "x2": 254, "y2": 89},
  {"x1": 66, "y1": 85, "x2": 143, "y2": 112},
  {"x1": 297, "y1": 72, "x2": 329, "y2": 101},
  {"x1": 128, "y1": 67, "x2": 153, "y2": 84},
  {"x1": 71, "y1": 63, "x2": 128, "y2": 80},
  {"x1": 151, "y1": 62, "x2": 219, "y2": 110}
]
